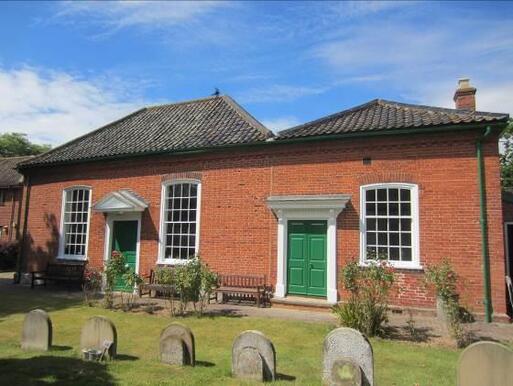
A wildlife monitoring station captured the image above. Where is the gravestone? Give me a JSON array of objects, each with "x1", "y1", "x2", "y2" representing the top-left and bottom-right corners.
[
  {"x1": 457, "y1": 341, "x2": 513, "y2": 386},
  {"x1": 80, "y1": 316, "x2": 117, "y2": 360},
  {"x1": 322, "y1": 327, "x2": 373, "y2": 386},
  {"x1": 21, "y1": 309, "x2": 52, "y2": 351},
  {"x1": 232, "y1": 330, "x2": 276, "y2": 382},
  {"x1": 159, "y1": 323, "x2": 195, "y2": 366}
]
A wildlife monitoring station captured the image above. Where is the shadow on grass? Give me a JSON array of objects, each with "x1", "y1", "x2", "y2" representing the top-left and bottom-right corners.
[
  {"x1": 0, "y1": 281, "x2": 84, "y2": 322},
  {"x1": 196, "y1": 360, "x2": 215, "y2": 367},
  {"x1": 384, "y1": 325, "x2": 439, "y2": 343},
  {"x1": 276, "y1": 373, "x2": 296, "y2": 381},
  {"x1": 116, "y1": 354, "x2": 139, "y2": 361},
  {"x1": 0, "y1": 356, "x2": 115, "y2": 385},
  {"x1": 51, "y1": 345, "x2": 72, "y2": 352}
]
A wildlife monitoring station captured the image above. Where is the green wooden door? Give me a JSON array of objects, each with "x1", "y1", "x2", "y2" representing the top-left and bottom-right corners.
[
  {"x1": 287, "y1": 220, "x2": 327, "y2": 297},
  {"x1": 111, "y1": 220, "x2": 138, "y2": 292}
]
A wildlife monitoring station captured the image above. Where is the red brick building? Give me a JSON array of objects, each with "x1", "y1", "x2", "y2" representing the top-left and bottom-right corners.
[
  {"x1": 0, "y1": 156, "x2": 31, "y2": 242},
  {"x1": 18, "y1": 80, "x2": 511, "y2": 320}
]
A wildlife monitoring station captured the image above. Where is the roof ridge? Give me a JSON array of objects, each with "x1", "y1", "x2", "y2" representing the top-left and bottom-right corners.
[
  {"x1": 278, "y1": 99, "x2": 380, "y2": 135},
  {"x1": 378, "y1": 99, "x2": 509, "y2": 117},
  {"x1": 145, "y1": 94, "x2": 223, "y2": 110},
  {"x1": 220, "y1": 95, "x2": 274, "y2": 138}
]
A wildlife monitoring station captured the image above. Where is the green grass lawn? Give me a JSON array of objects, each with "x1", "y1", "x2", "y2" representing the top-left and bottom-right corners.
[{"x1": 0, "y1": 287, "x2": 459, "y2": 385}]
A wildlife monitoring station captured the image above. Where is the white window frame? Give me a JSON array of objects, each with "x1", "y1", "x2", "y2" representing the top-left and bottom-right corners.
[
  {"x1": 58, "y1": 185, "x2": 92, "y2": 261},
  {"x1": 157, "y1": 179, "x2": 201, "y2": 265},
  {"x1": 359, "y1": 183, "x2": 421, "y2": 269}
]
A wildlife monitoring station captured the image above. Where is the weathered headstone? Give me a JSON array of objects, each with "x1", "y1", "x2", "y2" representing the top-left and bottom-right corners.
[
  {"x1": 159, "y1": 323, "x2": 195, "y2": 366},
  {"x1": 457, "y1": 341, "x2": 513, "y2": 386},
  {"x1": 232, "y1": 330, "x2": 276, "y2": 382},
  {"x1": 322, "y1": 327, "x2": 373, "y2": 386},
  {"x1": 21, "y1": 309, "x2": 52, "y2": 351},
  {"x1": 80, "y1": 316, "x2": 117, "y2": 360}
]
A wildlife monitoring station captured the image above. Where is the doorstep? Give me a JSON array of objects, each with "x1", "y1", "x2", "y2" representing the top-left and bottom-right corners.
[{"x1": 271, "y1": 295, "x2": 334, "y2": 313}]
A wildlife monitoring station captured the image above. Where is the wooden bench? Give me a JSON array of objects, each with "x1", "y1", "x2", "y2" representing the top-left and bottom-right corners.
[
  {"x1": 215, "y1": 274, "x2": 268, "y2": 307},
  {"x1": 138, "y1": 269, "x2": 175, "y2": 298},
  {"x1": 31, "y1": 261, "x2": 86, "y2": 289}
]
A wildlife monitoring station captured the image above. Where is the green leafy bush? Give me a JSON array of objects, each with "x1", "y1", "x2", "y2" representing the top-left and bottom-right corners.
[
  {"x1": 424, "y1": 258, "x2": 470, "y2": 347},
  {"x1": 167, "y1": 257, "x2": 218, "y2": 316},
  {"x1": 333, "y1": 259, "x2": 394, "y2": 337},
  {"x1": 103, "y1": 250, "x2": 142, "y2": 310},
  {"x1": 82, "y1": 267, "x2": 102, "y2": 306},
  {"x1": 154, "y1": 266, "x2": 175, "y2": 285}
]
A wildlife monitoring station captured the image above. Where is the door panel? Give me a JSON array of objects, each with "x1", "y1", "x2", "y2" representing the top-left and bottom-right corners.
[
  {"x1": 111, "y1": 220, "x2": 138, "y2": 292},
  {"x1": 287, "y1": 220, "x2": 327, "y2": 297},
  {"x1": 287, "y1": 223, "x2": 307, "y2": 294}
]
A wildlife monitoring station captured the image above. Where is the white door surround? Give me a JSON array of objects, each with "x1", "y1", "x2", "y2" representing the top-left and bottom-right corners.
[
  {"x1": 102, "y1": 212, "x2": 142, "y2": 275},
  {"x1": 266, "y1": 195, "x2": 351, "y2": 304},
  {"x1": 93, "y1": 189, "x2": 147, "y2": 273}
]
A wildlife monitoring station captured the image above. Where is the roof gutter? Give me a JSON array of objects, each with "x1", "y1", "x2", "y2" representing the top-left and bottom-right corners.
[
  {"x1": 18, "y1": 121, "x2": 508, "y2": 171},
  {"x1": 476, "y1": 125, "x2": 493, "y2": 322}
]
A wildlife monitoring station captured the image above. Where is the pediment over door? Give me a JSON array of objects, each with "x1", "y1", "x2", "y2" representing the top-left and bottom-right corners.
[{"x1": 93, "y1": 190, "x2": 148, "y2": 213}]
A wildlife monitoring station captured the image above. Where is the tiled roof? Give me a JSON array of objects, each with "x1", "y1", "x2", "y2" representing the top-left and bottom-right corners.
[
  {"x1": 0, "y1": 156, "x2": 32, "y2": 186},
  {"x1": 20, "y1": 95, "x2": 273, "y2": 168},
  {"x1": 277, "y1": 99, "x2": 509, "y2": 139}
]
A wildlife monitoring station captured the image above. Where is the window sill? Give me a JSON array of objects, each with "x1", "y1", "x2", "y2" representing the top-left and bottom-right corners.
[
  {"x1": 359, "y1": 260, "x2": 423, "y2": 271},
  {"x1": 155, "y1": 258, "x2": 192, "y2": 266},
  {"x1": 56, "y1": 255, "x2": 87, "y2": 262}
]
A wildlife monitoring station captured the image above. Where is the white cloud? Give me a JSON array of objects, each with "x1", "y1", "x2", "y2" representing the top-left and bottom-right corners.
[
  {"x1": 237, "y1": 84, "x2": 328, "y2": 104},
  {"x1": 312, "y1": 14, "x2": 513, "y2": 115},
  {"x1": 262, "y1": 116, "x2": 301, "y2": 132},
  {"x1": 0, "y1": 67, "x2": 147, "y2": 145},
  {"x1": 55, "y1": 1, "x2": 230, "y2": 34},
  {"x1": 415, "y1": 79, "x2": 513, "y2": 115},
  {"x1": 328, "y1": 1, "x2": 412, "y2": 19}
]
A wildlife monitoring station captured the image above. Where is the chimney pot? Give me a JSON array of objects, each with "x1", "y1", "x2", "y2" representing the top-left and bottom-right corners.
[{"x1": 453, "y1": 78, "x2": 476, "y2": 111}]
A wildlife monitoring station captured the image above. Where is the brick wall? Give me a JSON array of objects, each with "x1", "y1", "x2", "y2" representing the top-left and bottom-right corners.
[
  {"x1": 21, "y1": 130, "x2": 508, "y2": 317},
  {"x1": 0, "y1": 187, "x2": 23, "y2": 241}
]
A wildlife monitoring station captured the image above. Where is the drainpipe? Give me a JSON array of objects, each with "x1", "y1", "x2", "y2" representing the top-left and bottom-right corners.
[
  {"x1": 476, "y1": 126, "x2": 493, "y2": 322},
  {"x1": 15, "y1": 175, "x2": 31, "y2": 284}
]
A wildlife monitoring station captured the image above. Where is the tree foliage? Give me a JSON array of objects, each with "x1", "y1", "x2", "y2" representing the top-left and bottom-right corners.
[
  {"x1": 0, "y1": 133, "x2": 51, "y2": 157},
  {"x1": 501, "y1": 119, "x2": 513, "y2": 188}
]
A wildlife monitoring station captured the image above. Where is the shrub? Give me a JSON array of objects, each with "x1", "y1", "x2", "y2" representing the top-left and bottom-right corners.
[
  {"x1": 333, "y1": 259, "x2": 394, "y2": 337},
  {"x1": 424, "y1": 258, "x2": 470, "y2": 347},
  {"x1": 82, "y1": 267, "x2": 102, "y2": 306},
  {"x1": 171, "y1": 257, "x2": 218, "y2": 316},
  {"x1": 120, "y1": 269, "x2": 143, "y2": 311},
  {"x1": 154, "y1": 266, "x2": 175, "y2": 285},
  {"x1": 103, "y1": 250, "x2": 143, "y2": 310},
  {"x1": 0, "y1": 241, "x2": 18, "y2": 270}
]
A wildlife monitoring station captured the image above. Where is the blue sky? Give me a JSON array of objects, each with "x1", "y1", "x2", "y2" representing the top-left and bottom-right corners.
[{"x1": 1, "y1": 1, "x2": 512, "y2": 145}]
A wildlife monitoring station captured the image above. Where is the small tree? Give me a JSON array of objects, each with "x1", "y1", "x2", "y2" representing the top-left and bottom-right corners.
[
  {"x1": 120, "y1": 268, "x2": 143, "y2": 311},
  {"x1": 103, "y1": 250, "x2": 142, "y2": 309},
  {"x1": 333, "y1": 259, "x2": 394, "y2": 337},
  {"x1": 500, "y1": 119, "x2": 513, "y2": 187},
  {"x1": 172, "y1": 257, "x2": 217, "y2": 316},
  {"x1": 424, "y1": 258, "x2": 470, "y2": 347},
  {"x1": 82, "y1": 267, "x2": 102, "y2": 306}
]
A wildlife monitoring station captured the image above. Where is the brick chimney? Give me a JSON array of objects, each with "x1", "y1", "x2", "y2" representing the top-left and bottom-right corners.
[{"x1": 453, "y1": 78, "x2": 476, "y2": 111}]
